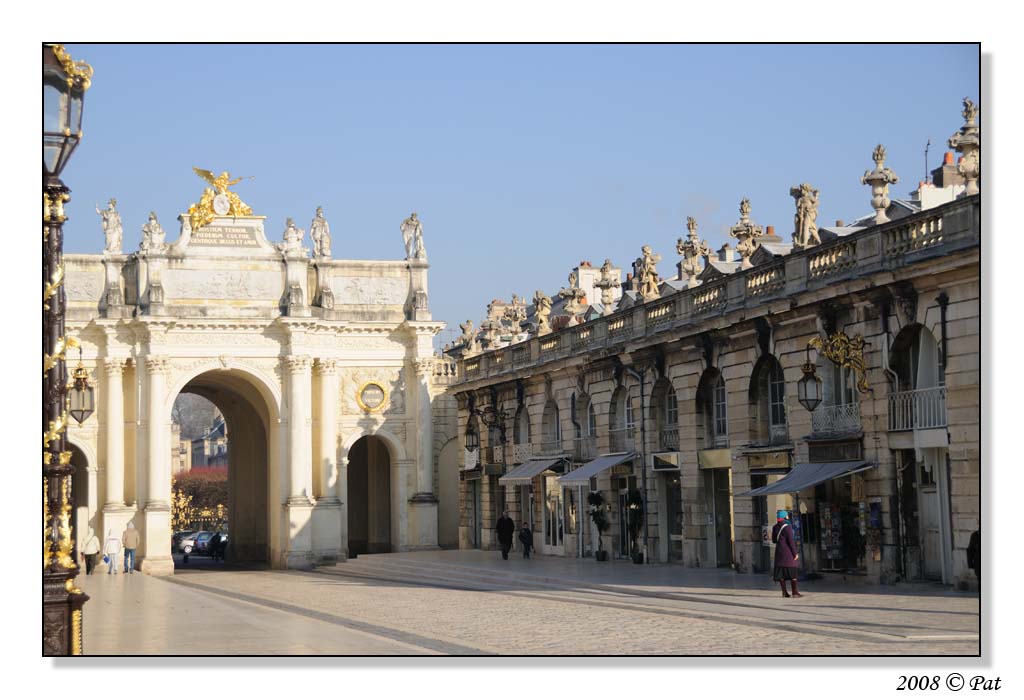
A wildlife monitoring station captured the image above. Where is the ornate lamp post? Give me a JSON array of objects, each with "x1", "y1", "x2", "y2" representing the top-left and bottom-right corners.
[
  {"x1": 797, "y1": 345, "x2": 823, "y2": 413},
  {"x1": 43, "y1": 44, "x2": 92, "y2": 656}
]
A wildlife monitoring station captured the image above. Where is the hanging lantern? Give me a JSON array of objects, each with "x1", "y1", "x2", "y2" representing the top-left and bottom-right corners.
[
  {"x1": 68, "y1": 356, "x2": 95, "y2": 425},
  {"x1": 465, "y1": 423, "x2": 479, "y2": 452},
  {"x1": 797, "y1": 360, "x2": 822, "y2": 413}
]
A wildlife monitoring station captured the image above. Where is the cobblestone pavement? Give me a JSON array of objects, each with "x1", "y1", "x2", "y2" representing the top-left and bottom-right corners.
[{"x1": 80, "y1": 551, "x2": 979, "y2": 655}]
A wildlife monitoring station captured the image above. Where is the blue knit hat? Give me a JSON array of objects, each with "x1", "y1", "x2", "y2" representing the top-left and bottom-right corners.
[{"x1": 776, "y1": 509, "x2": 789, "y2": 519}]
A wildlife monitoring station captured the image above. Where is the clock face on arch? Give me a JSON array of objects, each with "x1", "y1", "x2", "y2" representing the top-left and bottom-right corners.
[{"x1": 213, "y1": 194, "x2": 231, "y2": 216}]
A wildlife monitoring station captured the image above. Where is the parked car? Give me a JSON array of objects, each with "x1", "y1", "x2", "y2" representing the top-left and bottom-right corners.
[
  {"x1": 194, "y1": 531, "x2": 215, "y2": 554},
  {"x1": 172, "y1": 530, "x2": 195, "y2": 552},
  {"x1": 178, "y1": 532, "x2": 198, "y2": 554}
]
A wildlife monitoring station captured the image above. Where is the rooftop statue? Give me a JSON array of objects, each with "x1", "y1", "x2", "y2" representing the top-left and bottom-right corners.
[
  {"x1": 860, "y1": 145, "x2": 899, "y2": 224},
  {"x1": 948, "y1": 97, "x2": 980, "y2": 196},
  {"x1": 558, "y1": 269, "x2": 587, "y2": 321},
  {"x1": 729, "y1": 198, "x2": 764, "y2": 269},
  {"x1": 789, "y1": 183, "x2": 821, "y2": 249},
  {"x1": 96, "y1": 198, "x2": 123, "y2": 254},
  {"x1": 140, "y1": 211, "x2": 166, "y2": 253},
  {"x1": 187, "y1": 167, "x2": 254, "y2": 233},
  {"x1": 401, "y1": 213, "x2": 427, "y2": 261},
  {"x1": 634, "y1": 245, "x2": 662, "y2": 302},
  {"x1": 594, "y1": 259, "x2": 622, "y2": 315},
  {"x1": 458, "y1": 319, "x2": 475, "y2": 346},
  {"x1": 278, "y1": 217, "x2": 306, "y2": 255},
  {"x1": 310, "y1": 206, "x2": 332, "y2": 258},
  {"x1": 533, "y1": 290, "x2": 553, "y2": 336},
  {"x1": 676, "y1": 217, "x2": 711, "y2": 288}
]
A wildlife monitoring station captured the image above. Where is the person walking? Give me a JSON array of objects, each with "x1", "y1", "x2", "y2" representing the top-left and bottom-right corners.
[
  {"x1": 103, "y1": 530, "x2": 121, "y2": 575},
  {"x1": 210, "y1": 532, "x2": 223, "y2": 563},
  {"x1": 121, "y1": 522, "x2": 140, "y2": 573},
  {"x1": 967, "y1": 528, "x2": 981, "y2": 586},
  {"x1": 518, "y1": 522, "x2": 534, "y2": 559},
  {"x1": 495, "y1": 510, "x2": 516, "y2": 560},
  {"x1": 82, "y1": 528, "x2": 100, "y2": 575},
  {"x1": 772, "y1": 510, "x2": 801, "y2": 598}
]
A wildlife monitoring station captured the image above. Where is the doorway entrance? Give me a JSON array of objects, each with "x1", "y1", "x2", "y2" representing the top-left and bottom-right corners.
[
  {"x1": 705, "y1": 468, "x2": 733, "y2": 567},
  {"x1": 542, "y1": 474, "x2": 563, "y2": 554},
  {"x1": 347, "y1": 436, "x2": 392, "y2": 555}
]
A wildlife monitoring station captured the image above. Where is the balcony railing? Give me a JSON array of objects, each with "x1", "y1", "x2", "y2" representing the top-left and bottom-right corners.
[
  {"x1": 659, "y1": 427, "x2": 680, "y2": 451},
  {"x1": 888, "y1": 386, "x2": 948, "y2": 431},
  {"x1": 610, "y1": 427, "x2": 635, "y2": 453},
  {"x1": 482, "y1": 444, "x2": 504, "y2": 465},
  {"x1": 811, "y1": 402, "x2": 862, "y2": 436},
  {"x1": 573, "y1": 436, "x2": 597, "y2": 462},
  {"x1": 455, "y1": 197, "x2": 978, "y2": 385},
  {"x1": 512, "y1": 442, "x2": 533, "y2": 464},
  {"x1": 537, "y1": 439, "x2": 565, "y2": 456}
]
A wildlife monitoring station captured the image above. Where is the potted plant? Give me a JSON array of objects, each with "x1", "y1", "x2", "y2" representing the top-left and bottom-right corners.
[
  {"x1": 626, "y1": 488, "x2": 645, "y2": 564},
  {"x1": 588, "y1": 491, "x2": 610, "y2": 561}
]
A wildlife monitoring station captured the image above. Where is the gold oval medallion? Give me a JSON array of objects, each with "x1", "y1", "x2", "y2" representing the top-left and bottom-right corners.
[{"x1": 356, "y1": 381, "x2": 387, "y2": 413}]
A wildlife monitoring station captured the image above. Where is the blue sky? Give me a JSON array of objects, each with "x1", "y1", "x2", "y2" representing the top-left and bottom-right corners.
[{"x1": 61, "y1": 44, "x2": 978, "y2": 346}]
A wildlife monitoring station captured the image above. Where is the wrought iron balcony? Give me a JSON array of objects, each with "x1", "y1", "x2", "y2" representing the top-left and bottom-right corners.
[
  {"x1": 573, "y1": 436, "x2": 597, "y2": 462},
  {"x1": 659, "y1": 427, "x2": 680, "y2": 451},
  {"x1": 888, "y1": 386, "x2": 948, "y2": 431},
  {"x1": 512, "y1": 442, "x2": 533, "y2": 464},
  {"x1": 610, "y1": 427, "x2": 635, "y2": 453},
  {"x1": 537, "y1": 439, "x2": 565, "y2": 456},
  {"x1": 811, "y1": 402, "x2": 862, "y2": 436},
  {"x1": 482, "y1": 443, "x2": 505, "y2": 465}
]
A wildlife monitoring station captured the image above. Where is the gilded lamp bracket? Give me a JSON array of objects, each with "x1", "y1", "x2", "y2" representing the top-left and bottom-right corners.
[{"x1": 807, "y1": 331, "x2": 871, "y2": 394}]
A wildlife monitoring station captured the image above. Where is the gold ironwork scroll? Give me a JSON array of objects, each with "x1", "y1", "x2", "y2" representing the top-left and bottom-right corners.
[{"x1": 808, "y1": 331, "x2": 871, "y2": 394}]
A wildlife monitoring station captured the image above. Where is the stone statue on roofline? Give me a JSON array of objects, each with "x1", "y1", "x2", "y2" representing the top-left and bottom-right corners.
[
  {"x1": 729, "y1": 198, "x2": 764, "y2": 269},
  {"x1": 676, "y1": 216, "x2": 711, "y2": 288},
  {"x1": 789, "y1": 183, "x2": 821, "y2": 249},
  {"x1": 533, "y1": 290, "x2": 553, "y2": 336},
  {"x1": 401, "y1": 212, "x2": 427, "y2": 261},
  {"x1": 634, "y1": 245, "x2": 662, "y2": 302},
  {"x1": 140, "y1": 211, "x2": 166, "y2": 253},
  {"x1": 948, "y1": 97, "x2": 980, "y2": 197},
  {"x1": 594, "y1": 259, "x2": 621, "y2": 315},
  {"x1": 278, "y1": 217, "x2": 306, "y2": 255},
  {"x1": 310, "y1": 206, "x2": 331, "y2": 258},
  {"x1": 97, "y1": 198, "x2": 123, "y2": 254}
]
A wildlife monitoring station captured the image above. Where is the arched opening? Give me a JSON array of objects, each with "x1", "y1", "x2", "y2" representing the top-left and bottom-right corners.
[
  {"x1": 67, "y1": 443, "x2": 90, "y2": 559},
  {"x1": 651, "y1": 378, "x2": 679, "y2": 451},
  {"x1": 696, "y1": 367, "x2": 728, "y2": 450},
  {"x1": 748, "y1": 354, "x2": 787, "y2": 446},
  {"x1": 540, "y1": 399, "x2": 561, "y2": 455},
  {"x1": 347, "y1": 435, "x2": 392, "y2": 555},
  {"x1": 609, "y1": 386, "x2": 634, "y2": 452},
  {"x1": 170, "y1": 369, "x2": 274, "y2": 567}
]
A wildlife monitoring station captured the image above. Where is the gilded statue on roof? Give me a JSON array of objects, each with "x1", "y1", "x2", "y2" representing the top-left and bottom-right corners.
[{"x1": 187, "y1": 167, "x2": 254, "y2": 233}]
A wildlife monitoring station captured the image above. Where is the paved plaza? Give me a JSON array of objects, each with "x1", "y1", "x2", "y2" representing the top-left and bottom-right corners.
[{"x1": 78, "y1": 551, "x2": 979, "y2": 655}]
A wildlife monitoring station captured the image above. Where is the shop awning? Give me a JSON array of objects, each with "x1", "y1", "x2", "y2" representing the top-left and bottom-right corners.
[
  {"x1": 558, "y1": 453, "x2": 636, "y2": 487},
  {"x1": 498, "y1": 458, "x2": 565, "y2": 485},
  {"x1": 739, "y1": 461, "x2": 875, "y2": 497}
]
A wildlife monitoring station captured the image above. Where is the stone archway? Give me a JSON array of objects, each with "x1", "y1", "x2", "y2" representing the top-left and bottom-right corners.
[
  {"x1": 164, "y1": 365, "x2": 282, "y2": 568},
  {"x1": 347, "y1": 436, "x2": 392, "y2": 555}
]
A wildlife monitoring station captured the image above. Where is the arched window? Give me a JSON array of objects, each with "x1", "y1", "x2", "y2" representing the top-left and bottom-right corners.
[
  {"x1": 541, "y1": 400, "x2": 561, "y2": 454},
  {"x1": 712, "y1": 374, "x2": 728, "y2": 443},
  {"x1": 697, "y1": 368, "x2": 728, "y2": 449},
  {"x1": 750, "y1": 355, "x2": 787, "y2": 445},
  {"x1": 588, "y1": 402, "x2": 597, "y2": 437}
]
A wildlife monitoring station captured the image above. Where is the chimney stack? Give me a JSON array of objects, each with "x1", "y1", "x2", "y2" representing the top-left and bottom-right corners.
[{"x1": 835, "y1": 219, "x2": 845, "y2": 227}]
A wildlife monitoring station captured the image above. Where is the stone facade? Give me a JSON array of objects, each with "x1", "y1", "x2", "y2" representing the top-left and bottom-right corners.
[
  {"x1": 65, "y1": 212, "x2": 457, "y2": 574},
  {"x1": 450, "y1": 195, "x2": 980, "y2": 589}
]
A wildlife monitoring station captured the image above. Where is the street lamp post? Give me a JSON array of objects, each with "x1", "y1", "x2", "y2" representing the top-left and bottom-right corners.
[{"x1": 43, "y1": 44, "x2": 92, "y2": 656}]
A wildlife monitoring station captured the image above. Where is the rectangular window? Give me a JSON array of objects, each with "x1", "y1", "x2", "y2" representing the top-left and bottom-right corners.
[
  {"x1": 769, "y1": 373, "x2": 786, "y2": 427},
  {"x1": 665, "y1": 392, "x2": 678, "y2": 427},
  {"x1": 625, "y1": 394, "x2": 636, "y2": 430},
  {"x1": 588, "y1": 404, "x2": 597, "y2": 437},
  {"x1": 713, "y1": 379, "x2": 728, "y2": 439}
]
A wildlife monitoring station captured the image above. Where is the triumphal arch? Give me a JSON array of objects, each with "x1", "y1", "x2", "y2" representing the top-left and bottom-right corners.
[{"x1": 64, "y1": 171, "x2": 456, "y2": 574}]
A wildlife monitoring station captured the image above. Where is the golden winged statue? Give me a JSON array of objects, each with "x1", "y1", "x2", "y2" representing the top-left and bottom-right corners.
[{"x1": 187, "y1": 167, "x2": 254, "y2": 232}]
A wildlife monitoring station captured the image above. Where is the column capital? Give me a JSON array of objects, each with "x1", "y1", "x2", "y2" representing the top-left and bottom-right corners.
[
  {"x1": 104, "y1": 357, "x2": 129, "y2": 376},
  {"x1": 314, "y1": 358, "x2": 338, "y2": 376},
  {"x1": 285, "y1": 355, "x2": 312, "y2": 374},
  {"x1": 145, "y1": 356, "x2": 170, "y2": 375}
]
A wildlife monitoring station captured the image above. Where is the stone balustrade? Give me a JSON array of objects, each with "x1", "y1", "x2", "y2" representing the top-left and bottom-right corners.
[{"x1": 455, "y1": 196, "x2": 979, "y2": 384}]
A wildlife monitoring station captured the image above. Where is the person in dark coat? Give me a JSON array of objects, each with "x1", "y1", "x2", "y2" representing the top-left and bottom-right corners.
[
  {"x1": 967, "y1": 529, "x2": 980, "y2": 585},
  {"x1": 495, "y1": 510, "x2": 516, "y2": 560},
  {"x1": 518, "y1": 522, "x2": 534, "y2": 559},
  {"x1": 771, "y1": 509, "x2": 801, "y2": 598}
]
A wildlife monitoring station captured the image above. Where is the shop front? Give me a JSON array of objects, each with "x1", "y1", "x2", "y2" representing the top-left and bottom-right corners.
[
  {"x1": 559, "y1": 452, "x2": 638, "y2": 559},
  {"x1": 498, "y1": 457, "x2": 567, "y2": 555},
  {"x1": 744, "y1": 449, "x2": 793, "y2": 573},
  {"x1": 653, "y1": 452, "x2": 683, "y2": 563},
  {"x1": 698, "y1": 448, "x2": 733, "y2": 568},
  {"x1": 742, "y1": 459, "x2": 877, "y2": 577}
]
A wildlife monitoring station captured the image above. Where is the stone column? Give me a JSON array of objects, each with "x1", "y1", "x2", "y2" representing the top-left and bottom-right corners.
[
  {"x1": 141, "y1": 356, "x2": 173, "y2": 575},
  {"x1": 315, "y1": 359, "x2": 339, "y2": 501},
  {"x1": 408, "y1": 358, "x2": 439, "y2": 549},
  {"x1": 311, "y1": 359, "x2": 342, "y2": 564},
  {"x1": 102, "y1": 358, "x2": 127, "y2": 509},
  {"x1": 283, "y1": 355, "x2": 315, "y2": 569},
  {"x1": 286, "y1": 355, "x2": 313, "y2": 504},
  {"x1": 412, "y1": 359, "x2": 436, "y2": 499}
]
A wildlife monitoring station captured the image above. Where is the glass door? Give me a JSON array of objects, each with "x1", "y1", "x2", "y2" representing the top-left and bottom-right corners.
[{"x1": 542, "y1": 474, "x2": 564, "y2": 555}]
